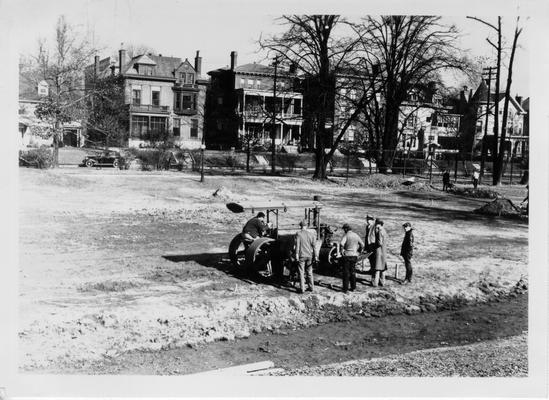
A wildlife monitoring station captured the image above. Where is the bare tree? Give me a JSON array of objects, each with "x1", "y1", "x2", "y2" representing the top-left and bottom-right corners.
[
  {"x1": 30, "y1": 16, "x2": 97, "y2": 167},
  {"x1": 496, "y1": 18, "x2": 523, "y2": 185},
  {"x1": 260, "y1": 15, "x2": 359, "y2": 180},
  {"x1": 352, "y1": 16, "x2": 472, "y2": 172}
]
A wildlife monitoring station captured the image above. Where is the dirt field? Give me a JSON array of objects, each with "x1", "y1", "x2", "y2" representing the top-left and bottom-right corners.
[{"x1": 18, "y1": 168, "x2": 529, "y2": 373}]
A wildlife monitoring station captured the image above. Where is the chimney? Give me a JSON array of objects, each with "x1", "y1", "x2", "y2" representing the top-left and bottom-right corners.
[
  {"x1": 515, "y1": 95, "x2": 523, "y2": 106},
  {"x1": 94, "y1": 55, "x2": 100, "y2": 77},
  {"x1": 230, "y1": 51, "x2": 237, "y2": 70},
  {"x1": 194, "y1": 50, "x2": 202, "y2": 76},
  {"x1": 119, "y1": 47, "x2": 127, "y2": 75}
]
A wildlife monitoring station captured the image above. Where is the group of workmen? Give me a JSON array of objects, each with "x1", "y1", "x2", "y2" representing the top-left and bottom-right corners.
[{"x1": 241, "y1": 212, "x2": 415, "y2": 294}]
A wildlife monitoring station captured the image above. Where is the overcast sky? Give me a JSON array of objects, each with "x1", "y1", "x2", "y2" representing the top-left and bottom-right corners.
[{"x1": 7, "y1": 0, "x2": 531, "y2": 97}]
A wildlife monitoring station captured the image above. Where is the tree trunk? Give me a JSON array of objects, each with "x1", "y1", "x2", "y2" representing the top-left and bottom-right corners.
[
  {"x1": 246, "y1": 145, "x2": 251, "y2": 173},
  {"x1": 52, "y1": 122, "x2": 60, "y2": 168},
  {"x1": 494, "y1": 20, "x2": 521, "y2": 186},
  {"x1": 380, "y1": 106, "x2": 399, "y2": 173},
  {"x1": 313, "y1": 117, "x2": 327, "y2": 180},
  {"x1": 492, "y1": 17, "x2": 502, "y2": 185}
]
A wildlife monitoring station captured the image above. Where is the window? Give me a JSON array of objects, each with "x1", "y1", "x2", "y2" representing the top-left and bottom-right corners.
[
  {"x1": 132, "y1": 89, "x2": 141, "y2": 106},
  {"x1": 217, "y1": 96, "x2": 223, "y2": 105},
  {"x1": 476, "y1": 121, "x2": 483, "y2": 133},
  {"x1": 294, "y1": 99, "x2": 301, "y2": 115},
  {"x1": 152, "y1": 88, "x2": 160, "y2": 106},
  {"x1": 426, "y1": 116, "x2": 431, "y2": 122},
  {"x1": 182, "y1": 93, "x2": 196, "y2": 110},
  {"x1": 173, "y1": 118, "x2": 181, "y2": 136},
  {"x1": 240, "y1": 78, "x2": 245, "y2": 86},
  {"x1": 409, "y1": 93, "x2": 418, "y2": 101},
  {"x1": 256, "y1": 80, "x2": 261, "y2": 89},
  {"x1": 190, "y1": 119, "x2": 198, "y2": 138},
  {"x1": 131, "y1": 116, "x2": 148, "y2": 138},
  {"x1": 150, "y1": 117, "x2": 167, "y2": 136},
  {"x1": 185, "y1": 73, "x2": 195, "y2": 85},
  {"x1": 247, "y1": 79, "x2": 254, "y2": 88}
]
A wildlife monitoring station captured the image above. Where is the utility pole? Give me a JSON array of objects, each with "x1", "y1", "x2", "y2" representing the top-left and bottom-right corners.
[
  {"x1": 271, "y1": 56, "x2": 280, "y2": 175},
  {"x1": 480, "y1": 66, "x2": 495, "y2": 184}
]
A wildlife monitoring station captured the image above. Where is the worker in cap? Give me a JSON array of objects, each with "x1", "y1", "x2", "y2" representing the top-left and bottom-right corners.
[
  {"x1": 294, "y1": 219, "x2": 317, "y2": 294},
  {"x1": 339, "y1": 223, "x2": 364, "y2": 293},
  {"x1": 400, "y1": 222, "x2": 415, "y2": 284}
]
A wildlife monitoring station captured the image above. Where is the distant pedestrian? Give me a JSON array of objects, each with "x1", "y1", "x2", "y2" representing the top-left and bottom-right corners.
[
  {"x1": 294, "y1": 220, "x2": 317, "y2": 294},
  {"x1": 400, "y1": 222, "x2": 415, "y2": 284},
  {"x1": 339, "y1": 223, "x2": 364, "y2": 293},
  {"x1": 372, "y1": 219, "x2": 388, "y2": 287},
  {"x1": 472, "y1": 170, "x2": 480, "y2": 189},
  {"x1": 364, "y1": 215, "x2": 377, "y2": 272},
  {"x1": 442, "y1": 170, "x2": 450, "y2": 192}
]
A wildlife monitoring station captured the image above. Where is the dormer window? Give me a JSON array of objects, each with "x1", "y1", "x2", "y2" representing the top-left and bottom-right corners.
[{"x1": 37, "y1": 80, "x2": 49, "y2": 96}]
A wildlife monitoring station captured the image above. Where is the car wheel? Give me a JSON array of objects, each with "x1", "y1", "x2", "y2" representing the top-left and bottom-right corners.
[
  {"x1": 85, "y1": 159, "x2": 96, "y2": 168},
  {"x1": 113, "y1": 159, "x2": 119, "y2": 168}
]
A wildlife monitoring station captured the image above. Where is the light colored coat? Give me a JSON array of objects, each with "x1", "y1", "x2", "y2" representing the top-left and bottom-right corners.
[{"x1": 374, "y1": 225, "x2": 388, "y2": 271}]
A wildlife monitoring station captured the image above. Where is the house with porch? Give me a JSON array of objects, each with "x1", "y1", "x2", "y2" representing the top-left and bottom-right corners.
[
  {"x1": 463, "y1": 80, "x2": 527, "y2": 159},
  {"x1": 18, "y1": 77, "x2": 84, "y2": 149},
  {"x1": 397, "y1": 83, "x2": 461, "y2": 157},
  {"x1": 204, "y1": 51, "x2": 303, "y2": 150},
  {"x1": 87, "y1": 48, "x2": 207, "y2": 149}
]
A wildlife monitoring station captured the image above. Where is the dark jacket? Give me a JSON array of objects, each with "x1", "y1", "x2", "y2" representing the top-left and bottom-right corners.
[
  {"x1": 242, "y1": 217, "x2": 267, "y2": 238},
  {"x1": 400, "y1": 229, "x2": 414, "y2": 259}
]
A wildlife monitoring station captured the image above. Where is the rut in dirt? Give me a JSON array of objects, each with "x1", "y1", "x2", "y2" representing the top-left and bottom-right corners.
[{"x1": 54, "y1": 293, "x2": 527, "y2": 375}]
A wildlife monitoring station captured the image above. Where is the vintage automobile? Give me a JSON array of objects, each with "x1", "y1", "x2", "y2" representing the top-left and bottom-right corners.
[{"x1": 81, "y1": 150, "x2": 125, "y2": 168}]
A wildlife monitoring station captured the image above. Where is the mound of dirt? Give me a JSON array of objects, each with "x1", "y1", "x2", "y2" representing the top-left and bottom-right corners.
[
  {"x1": 450, "y1": 186, "x2": 500, "y2": 199},
  {"x1": 212, "y1": 187, "x2": 236, "y2": 200},
  {"x1": 474, "y1": 198, "x2": 522, "y2": 217}
]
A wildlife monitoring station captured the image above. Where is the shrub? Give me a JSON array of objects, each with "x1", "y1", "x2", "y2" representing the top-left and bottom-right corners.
[
  {"x1": 19, "y1": 146, "x2": 52, "y2": 169},
  {"x1": 276, "y1": 154, "x2": 299, "y2": 172}
]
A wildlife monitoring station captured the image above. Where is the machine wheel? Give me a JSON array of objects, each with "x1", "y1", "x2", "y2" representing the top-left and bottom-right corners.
[
  {"x1": 85, "y1": 159, "x2": 96, "y2": 168},
  {"x1": 319, "y1": 244, "x2": 339, "y2": 268},
  {"x1": 113, "y1": 159, "x2": 119, "y2": 168},
  {"x1": 245, "y1": 237, "x2": 275, "y2": 276},
  {"x1": 228, "y1": 234, "x2": 247, "y2": 268}
]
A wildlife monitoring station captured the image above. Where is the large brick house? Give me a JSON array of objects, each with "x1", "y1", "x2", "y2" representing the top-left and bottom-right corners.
[
  {"x1": 87, "y1": 48, "x2": 207, "y2": 149},
  {"x1": 204, "y1": 51, "x2": 303, "y2": 150},
  {"x1": 398, "y1": 83, "x2": 461, "y2": 155},
  {"x1": 456, "y1": 80, "x2": 527, "y2": 159}
]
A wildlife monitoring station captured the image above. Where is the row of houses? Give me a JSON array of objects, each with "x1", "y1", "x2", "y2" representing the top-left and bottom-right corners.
[{"x1": 18, "y1": 48, "x2": 529, "y2": 159}]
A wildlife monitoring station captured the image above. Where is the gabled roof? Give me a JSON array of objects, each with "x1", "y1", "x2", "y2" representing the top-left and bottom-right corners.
[
  {"x1": 122, "y1": 54, "x2": 186, "y2": 79},
  {"x1": 472, "y1": 81, "x2": 526, "y2": 113},
  {"x1": 133, "y1": 54, "x2": 157, "y2": 65},
  {"x1": 19, "y1": 71, "x2": 45, "y2": 102}
]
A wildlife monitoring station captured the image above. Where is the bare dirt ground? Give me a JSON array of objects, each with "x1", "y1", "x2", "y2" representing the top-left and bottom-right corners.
[{"x1": 18, "y1": 168, "x2": 528, "y2": 374}]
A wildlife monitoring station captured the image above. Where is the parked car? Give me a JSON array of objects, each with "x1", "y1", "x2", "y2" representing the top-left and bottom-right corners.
[{"x1": 81, "y1": 150, "x2": 125, "y2": 168}]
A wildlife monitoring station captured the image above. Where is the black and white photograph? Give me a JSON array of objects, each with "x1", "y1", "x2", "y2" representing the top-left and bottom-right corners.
[{"x1": 1, "y1": 0, "x2": 548, "y2": 398}]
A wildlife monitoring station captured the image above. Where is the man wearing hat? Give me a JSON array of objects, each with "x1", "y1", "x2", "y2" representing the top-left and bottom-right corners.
[
  {"x1": 294, "y1": 220, "x2": 317, "y2": 293},
  {"x1": 372, "y1": 219, "x2": 388, "y2": 287},
  {"x1": 242, "y1": 212, "x2": 268, "y2": 242},
  {"x1": 364, "y1": 215, "x2": 377, "y2": 273},
  {"x1": 339, "y1": 223, "x2": 365, "y2": 293},
  {"x1": 400, "y1": 222, "x2": 415, "y2": 284}
]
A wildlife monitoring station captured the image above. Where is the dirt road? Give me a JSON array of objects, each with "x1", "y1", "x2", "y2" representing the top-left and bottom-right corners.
[{"x1": 47, "y1": 293, "x2": 527, "y2": 375}]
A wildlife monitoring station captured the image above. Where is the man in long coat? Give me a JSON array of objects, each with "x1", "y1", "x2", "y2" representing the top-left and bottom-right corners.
[
  {"x1": 364, "y1": 215, "x2": 376, "y2": 273},
  {"x1": 372, "y1": 219, "x2": 388, "y2": 287}
]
